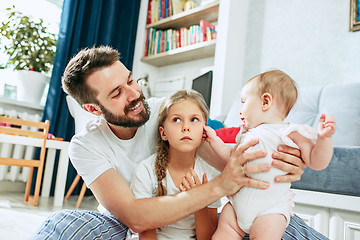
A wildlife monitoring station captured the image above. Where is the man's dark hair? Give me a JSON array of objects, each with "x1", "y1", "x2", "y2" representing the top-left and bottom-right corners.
[{"x1": 62, "y1": 46, "x2": 120, "y2": 105}]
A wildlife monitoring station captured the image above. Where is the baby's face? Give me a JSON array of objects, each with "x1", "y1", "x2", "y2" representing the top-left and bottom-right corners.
[{"x1": 239, "y1": 81, "x2": 265, "y2": 129}]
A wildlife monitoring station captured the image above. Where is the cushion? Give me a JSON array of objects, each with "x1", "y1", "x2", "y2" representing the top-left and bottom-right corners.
[
  {"x1": 66, "y1": 95, "x2": 96, "y2": 134},
  {"x1": 216, "y1": 127, "x2": 240, "y2": 143},
  {"x1": 223, "y1": 91, "x2": 243, "y2": 128},
  {"x1": 207, "y1": 118, "x2": 225, "y2": 130},
  {"x1": 292, "y1": 146, "x2": 360, "y2": 197}
]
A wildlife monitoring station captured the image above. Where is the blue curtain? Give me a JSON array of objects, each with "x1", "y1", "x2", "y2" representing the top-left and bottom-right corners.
[{"x1": 40, "y1": 0, "x2": 141, "y2": 196}]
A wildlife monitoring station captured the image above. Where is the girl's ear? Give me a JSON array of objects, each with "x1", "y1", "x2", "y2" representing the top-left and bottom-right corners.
[
  {"x1": 159, "y1": 126, "x2": 168, "y2": 141},
  {"x1": 261, "y1": 93, "x2": 272, "y2": 111},
  {"x1": 83, "y1": 103, "x2": 102, "y2": 116}
]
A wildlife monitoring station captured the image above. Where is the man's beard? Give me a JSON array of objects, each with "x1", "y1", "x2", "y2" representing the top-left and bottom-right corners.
[{"x1": 99, "y1": 94, "x2": 150, "y2": 128}]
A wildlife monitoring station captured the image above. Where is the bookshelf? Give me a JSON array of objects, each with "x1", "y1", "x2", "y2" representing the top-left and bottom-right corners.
[
  {"x1": 141, "y1": 0, "x2": 219, "y2": 67},
  {"x1": 146, "y1": 1, "x2": 219, "y2": 29},
  {"x1": 141, "y1": 39, "x2": 216, "y2": 67}
]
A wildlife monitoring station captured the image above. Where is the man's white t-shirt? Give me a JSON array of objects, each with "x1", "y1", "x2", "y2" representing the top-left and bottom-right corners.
[
  {"x1": 68, "y1": 97, "x2": 164, "y2": 211},
  {"x1": 129, "y1": 154, "x2": 221, "y2": 240}
]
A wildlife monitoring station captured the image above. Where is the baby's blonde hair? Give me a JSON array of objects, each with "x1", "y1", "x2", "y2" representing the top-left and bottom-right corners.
[
  {"x1": 155, "y1": 90, "x2": 209, "y2": 197},
  {"x1": 247, "y1": 69, "x2": 298, "y2": 118}
]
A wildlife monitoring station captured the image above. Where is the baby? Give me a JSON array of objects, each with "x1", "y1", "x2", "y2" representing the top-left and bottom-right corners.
[{"x1": 206, "y1": 70, "x2": 336, "y2": 239}]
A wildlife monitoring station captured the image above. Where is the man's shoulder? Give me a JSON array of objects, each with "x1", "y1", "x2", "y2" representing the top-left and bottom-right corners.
[{"x1": 69, "y1": 117, "x2": 108, "y2": 150}]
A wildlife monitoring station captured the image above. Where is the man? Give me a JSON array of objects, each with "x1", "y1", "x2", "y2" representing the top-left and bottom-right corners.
[{"x1": 32, "y1": 46, "x2": 326, "y2": 239}]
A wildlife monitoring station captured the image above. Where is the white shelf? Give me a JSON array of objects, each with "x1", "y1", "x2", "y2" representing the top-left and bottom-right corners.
[
  {"x1": 146, "y1": 1, "x2": 219, "y2": 30},
  {"x1": 0, "y1": 96, "x2": 44, "y2": 111},
  {"x1": 141, "y1": 39, "x2": 216, "y2": 67}
]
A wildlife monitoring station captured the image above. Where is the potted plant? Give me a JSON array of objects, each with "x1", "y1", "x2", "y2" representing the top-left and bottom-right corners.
[{"x1": 0, "y1": 5, "x2": 57, "y2": 104}]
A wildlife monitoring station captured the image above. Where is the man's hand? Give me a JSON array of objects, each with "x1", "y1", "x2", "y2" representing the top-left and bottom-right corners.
[
  {"x1": 218, "y1": 138, "x2": 271, "y2": 196},
  {"x1": 272, "y1": 143, "x2": 306, "y2": 182}
]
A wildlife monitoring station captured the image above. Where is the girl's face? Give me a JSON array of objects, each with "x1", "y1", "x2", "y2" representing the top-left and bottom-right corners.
[
  {"x1": 159, "y1": 99, "x2": 206, "y2": 153},
  {"x1": 240, "y1": 80, "x2": 264, "y2": 129}
]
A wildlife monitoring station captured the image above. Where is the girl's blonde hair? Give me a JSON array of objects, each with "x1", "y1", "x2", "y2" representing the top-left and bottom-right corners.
[
  {"x1": 248, "y1": 69, "x2": 298, "y2": 118},
  {"x1": 155, "y1": 89, "x2": 209, "y2": 197}
]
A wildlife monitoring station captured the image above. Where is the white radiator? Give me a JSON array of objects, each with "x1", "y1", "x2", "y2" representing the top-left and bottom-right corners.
[{"x1": 0, "y1": 108, "x2": 42, "y2": 182}]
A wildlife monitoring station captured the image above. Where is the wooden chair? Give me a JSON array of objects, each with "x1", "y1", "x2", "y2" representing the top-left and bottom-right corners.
[
  {"x1": 64, "y1": 174, "x2": 87, "y2": 208},
  {"x1": 65, "y1": 95, "x2": 95, "y2": 208},
  {"x1": 0, "y1": 116, "x2": 49, "y2": 206}
]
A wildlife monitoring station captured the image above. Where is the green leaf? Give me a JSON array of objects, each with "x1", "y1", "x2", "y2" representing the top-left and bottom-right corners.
[{"x1": 0, "y1": 5, "x2": 57, "y2": 75}]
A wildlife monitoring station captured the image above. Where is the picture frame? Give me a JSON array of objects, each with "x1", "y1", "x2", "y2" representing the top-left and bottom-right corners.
[{"x1": 350, "y1": 0, "x2": 360, "y2": 31}]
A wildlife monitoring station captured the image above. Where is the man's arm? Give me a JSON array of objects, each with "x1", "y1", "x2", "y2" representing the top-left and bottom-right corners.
[
  {"x1": 201, "y1": 126, "x2": 307, "y2": 183},
  {"x1": 90, "y1": 139, "x2": 270, "y2": 233},
  {"x1": 90, "y1": 168, "x2": 225, "y2": 232}
]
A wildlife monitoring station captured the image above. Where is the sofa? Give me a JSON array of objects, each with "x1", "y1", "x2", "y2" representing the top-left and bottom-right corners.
[{"x1": 220, "y1": 82, "x2": 360, "y2": 238}]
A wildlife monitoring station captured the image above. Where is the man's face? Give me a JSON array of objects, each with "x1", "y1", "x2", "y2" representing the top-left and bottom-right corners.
[
  {"x1": 98, "y1": 93, "x2": 150, "y2": 128},
  {"x1": 85, "y1": 61, "x2": 150, "y2": 128}
]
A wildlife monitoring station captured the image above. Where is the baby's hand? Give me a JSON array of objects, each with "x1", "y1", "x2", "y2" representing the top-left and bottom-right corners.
[
  {"x1": 318, "y1": 114, "x2": 336, "y2": 138},
  {"x1": 179, "y1": 168, "x2": 208, "y2": 192},
  {"x1": 203, "y1": 125, "x2": 217, "y2": 143}
]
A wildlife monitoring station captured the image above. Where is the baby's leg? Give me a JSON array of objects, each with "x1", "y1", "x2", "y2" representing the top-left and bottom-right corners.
[
  {"x1": 249, "y1": 213, "x2": 287, "y2": 240},
  {"x1": 212, "y1": 202, "x2": 246, "y2": 240}
]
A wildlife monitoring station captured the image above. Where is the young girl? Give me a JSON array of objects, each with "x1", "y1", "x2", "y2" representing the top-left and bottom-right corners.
[
  {"x1": 203, "y1": 70, "x2": 336, "y2": 239},
  {"x1": 127, "y1": 89, "x2": 220, "y2": 240}
]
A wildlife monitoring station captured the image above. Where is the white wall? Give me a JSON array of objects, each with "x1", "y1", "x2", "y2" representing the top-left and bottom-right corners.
[
  {"x1": 242, "y1": 0, "x2": 360, "y2": 89},
  {"x1": 133, "y1": 0, "x2": 360, "y2": 117}
]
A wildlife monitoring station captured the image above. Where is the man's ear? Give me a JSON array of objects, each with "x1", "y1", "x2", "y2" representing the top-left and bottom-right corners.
[
  {"x1": 83, "y1": 103, "x2": 102, "y2": 116},
  {"x1": 261, "y1": 93, "x2": 272, "y2": 111},
  {"x1": 159, "y1": 126, "x2": 168, "y2": 141}
]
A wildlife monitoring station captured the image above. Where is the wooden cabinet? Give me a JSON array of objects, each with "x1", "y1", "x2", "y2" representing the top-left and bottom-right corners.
[{"x1": 141, "y1": 1, "x2": 219, "y2": 67}]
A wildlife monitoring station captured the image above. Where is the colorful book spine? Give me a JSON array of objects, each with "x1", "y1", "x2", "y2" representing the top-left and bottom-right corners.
[
  {"x1": 144, "y1": 28, "x2": 150, "y2": 56},
  {"x1": 200, "y1": 19, "x2": 216, "y2": 41},
  {"x1": 146, "y1": 0, "x2": 187, "y2": 24},
  {"x1": 144, "y1": 19, "x2": 217, "y2": 57}
]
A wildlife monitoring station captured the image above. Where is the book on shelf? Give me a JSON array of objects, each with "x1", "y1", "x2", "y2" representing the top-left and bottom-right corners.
[
  {"x1": 144, "y1": 23, "x2": 217, "y2": 57},
  {"x1": 146, "y1": 0, "x2": 152, "y2": 24},
  {"x1": 200, "y1": 19, "x2": 216, "y2": 42},
  {"x1": 146, "y1": 0, "x2": 186, "y2": 24}
]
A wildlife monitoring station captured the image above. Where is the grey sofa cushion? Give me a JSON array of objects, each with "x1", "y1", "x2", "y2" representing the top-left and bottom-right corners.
[
  {"x1": 292, "y1": 146, "x2": 360, "y2": 197},
  {"x1": 286, "y1": 82, "x2": 360, "y2": 146}
]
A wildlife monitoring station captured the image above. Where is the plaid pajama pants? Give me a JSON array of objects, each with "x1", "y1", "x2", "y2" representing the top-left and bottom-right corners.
[{"x1": 31, "y1": 210, "x2": 328, "y2": 240}]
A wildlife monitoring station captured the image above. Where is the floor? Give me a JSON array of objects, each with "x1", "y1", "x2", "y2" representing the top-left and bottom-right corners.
[{"x1": 0, "y1": 191, "x2": 99, "y2": 240}]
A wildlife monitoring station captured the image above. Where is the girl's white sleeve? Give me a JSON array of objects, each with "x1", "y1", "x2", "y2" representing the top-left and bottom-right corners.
[{"x1": 130, "y1": 156, "x2": 156, "y2": 199}]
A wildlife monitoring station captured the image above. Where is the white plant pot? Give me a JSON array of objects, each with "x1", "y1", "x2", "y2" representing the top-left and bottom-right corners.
[{"x1": 16, "y1": 70, "x2": 49, "y2": 105}]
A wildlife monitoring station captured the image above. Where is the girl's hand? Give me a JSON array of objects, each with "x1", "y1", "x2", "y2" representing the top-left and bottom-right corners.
[
  {"x1": 179, "y1": 168, "x2": 208, "y2": 192},
  {"x1": 318, "y1": 113, "x2": 336, "y2": 138},
  {"x1": 272, "y1": 142, "x2": 306, "y2": 183}
]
